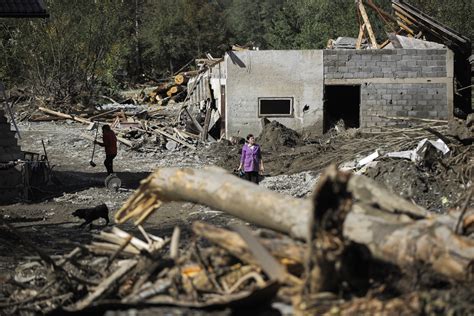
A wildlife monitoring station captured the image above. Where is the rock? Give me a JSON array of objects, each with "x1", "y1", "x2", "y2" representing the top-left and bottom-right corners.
[{"x1": 166, "y1": 140, "x2": 178, "y2": 151}]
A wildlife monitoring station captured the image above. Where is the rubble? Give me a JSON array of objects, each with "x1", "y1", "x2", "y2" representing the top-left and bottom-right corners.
[
  {"x1": 0, "y1": 1, "x2": 472, "y2": 314},
  {"x1": 2, "y1": 165, "x2": 473, "y2": 315},
  {"x1": 257, "y1": 120, "x2": 302, "y2": 151}
]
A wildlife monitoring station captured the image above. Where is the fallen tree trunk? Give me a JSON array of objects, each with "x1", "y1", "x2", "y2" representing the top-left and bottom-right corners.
[
  {"x1": 115, "y1": 166, "x2": 474, "y2": 281},
  {"x1": 345, "y1": 206, "x2": 474, "y2": 281},
  {"x1": 116, "y1": 166, "x2": 312, "y2": 238}
]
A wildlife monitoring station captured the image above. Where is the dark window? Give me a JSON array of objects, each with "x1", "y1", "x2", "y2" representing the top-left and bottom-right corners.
[{"x1": 258, "y1": 98, "x2": 293, "y2": 117}]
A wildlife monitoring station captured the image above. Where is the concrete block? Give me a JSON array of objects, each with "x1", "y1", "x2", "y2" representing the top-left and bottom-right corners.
[
  {"x1": 417, "y1": 100, "x2": 428, "y2": 106},
  {"x1": 416, "y1": 111, "x2": 430, "y2": 117},
  {"x1": 396, "y1": 110, "x2": 408, "y2": 116}
]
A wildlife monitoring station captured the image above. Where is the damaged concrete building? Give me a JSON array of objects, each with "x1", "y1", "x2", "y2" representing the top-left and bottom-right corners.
[
  {"x1": 0, "y1": 0, "x2": 49, "y2": 203},
  {"x1": 186, "y1": 0, "x2": 470, "y2": 140},
  {"x1": 223, "y1": 48, "x2": 453, "y2": 137}
]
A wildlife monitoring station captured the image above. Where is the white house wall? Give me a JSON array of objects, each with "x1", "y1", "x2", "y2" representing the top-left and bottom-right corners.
[{"x1": 225, "y1": 50, "x2": 324, "y2": 137}]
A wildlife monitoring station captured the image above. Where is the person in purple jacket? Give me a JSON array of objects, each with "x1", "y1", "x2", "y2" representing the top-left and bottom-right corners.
[{"x1": 238, "y1": 134, "x2": 264, "y2": 184}]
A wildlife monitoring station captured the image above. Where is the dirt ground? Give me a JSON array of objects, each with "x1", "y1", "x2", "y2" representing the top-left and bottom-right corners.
[{"x1": 0, "y1": 119, "x2": 245, "y2": 277}]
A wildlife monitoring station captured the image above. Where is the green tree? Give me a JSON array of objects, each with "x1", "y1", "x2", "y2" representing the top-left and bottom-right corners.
[
  {"x1": 141, "y1": 0, "x2": 228, "y2": 77},
  {"x1": 0, "y1": 0, "x2": 131, "y2": 104},
  {"x1": 224, "y1": 0, "x2": 284, "y2": 48},
  {"x1": 406, "y1": 0, "x2": 473, "y2": 43}
]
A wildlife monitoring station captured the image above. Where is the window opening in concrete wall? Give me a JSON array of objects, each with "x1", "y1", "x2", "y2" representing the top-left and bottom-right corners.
[
  {"x1": 258, "y1": 97, "x2": 293, "y2": 117},
  {"x1": 323, "y1": 85, "x2": 360, "y2": 132}
]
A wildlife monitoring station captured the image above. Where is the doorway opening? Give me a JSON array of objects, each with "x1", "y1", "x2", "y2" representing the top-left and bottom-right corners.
[{"x1": 323, "y1": 85, "x2": 360, "y2": 133}]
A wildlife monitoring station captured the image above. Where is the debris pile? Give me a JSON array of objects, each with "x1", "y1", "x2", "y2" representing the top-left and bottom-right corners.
[
  {"x1": 1, "y1": 219, "x2": 303, "y2": 314},
  {"x1": 31, "y1": 104, "x2": 199, "y2": 154},
  {"x1": 258, "y1": 120, "x2": 301, "y2": 150},
  {"x1": 2, "y1": 164, "x2": 473, "y2": 314}
]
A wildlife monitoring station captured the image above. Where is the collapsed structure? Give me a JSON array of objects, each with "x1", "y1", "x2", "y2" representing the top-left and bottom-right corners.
[{"x1": 185, "y1": 0, "x2": 471, "y2": 139}]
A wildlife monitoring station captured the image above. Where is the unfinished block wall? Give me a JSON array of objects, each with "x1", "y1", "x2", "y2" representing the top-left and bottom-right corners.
[{"x1": 323, "y1": 49, "x2": 452, "y2": 132}]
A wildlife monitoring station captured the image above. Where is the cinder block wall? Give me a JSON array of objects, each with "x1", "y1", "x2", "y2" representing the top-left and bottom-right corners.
[{"x1": 323, "y1": 49, "x2": 452, "y2": 132}]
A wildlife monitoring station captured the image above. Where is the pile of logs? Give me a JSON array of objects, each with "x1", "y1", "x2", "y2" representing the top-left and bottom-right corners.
[{"x1": 144, "y1": 71, "x2": 199, "y2": 106}]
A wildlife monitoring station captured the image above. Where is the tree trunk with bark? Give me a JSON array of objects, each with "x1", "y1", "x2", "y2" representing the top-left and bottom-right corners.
[{"x1": 115, "y1": 166, "x2": 474, "y2": 282}]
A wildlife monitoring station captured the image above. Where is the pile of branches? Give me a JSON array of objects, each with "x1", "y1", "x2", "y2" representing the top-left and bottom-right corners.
[
  {"x1": 2, "y1": 164, "x2": 473, "y2": 315},
  {"x1": 1, "y1": 221, "x2": 303, "y2": 315}
]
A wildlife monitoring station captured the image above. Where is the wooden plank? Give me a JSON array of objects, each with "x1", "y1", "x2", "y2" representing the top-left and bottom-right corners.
[
  {"x1": 147, "y1": 127, "x2": 196, "y2": 150},
  {"x1": 365, "y1": 0, "x2": 398, "y2": 24},
  {"x1": 201, "y1": 101, "x2": 212, "y2": 142},
  {"x1": 356, "y1": 23, "x2": 366, "y2": 49},
  {"x1": 184, "y1": 108, "x2": 203, "y2": 135},
  {"x1": 81, "y1": 133, "x2": 133, "y2": 148},
  {"x1": 39, "y1": 107, "x2": 91, "y2": 124},
  {"x1": 394, "y1": 11, "x2": 414, "y2": 26},
  {"x1": 88, "y1": 108, "x2": 121, "y2": 120},
  {"x1": 357, "y1": 1, "x2": 378, "y2": 49},
  {"x1": 397, "y1": 20, "x2": 415, "y2": 35},
  {"x1": 392, "y1": 1, "x2": 469, "y2": 44},
  {"x1": 220, "y1": 84, "x2": 226, "y2": 137}
]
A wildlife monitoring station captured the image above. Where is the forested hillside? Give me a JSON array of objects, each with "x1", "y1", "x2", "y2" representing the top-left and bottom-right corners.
[{"x1": 0, "y1": 0, "x2": 471, "y2": 104}]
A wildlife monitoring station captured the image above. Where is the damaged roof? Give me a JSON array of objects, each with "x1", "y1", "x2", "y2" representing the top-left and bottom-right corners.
[{"x1": 0, "y1": 0, "x2": 49, "y2": 18}]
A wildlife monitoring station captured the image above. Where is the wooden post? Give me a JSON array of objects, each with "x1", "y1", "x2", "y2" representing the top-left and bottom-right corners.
[
  {"x1": 201, "y1": 100, "x2": 212, "y2": 141},
  {"x1": 357, "y1": 0, "x2": 378, "y2": 49},
  {"x1": 356, "y1": 23, "x2": 366, "y2": 49}
]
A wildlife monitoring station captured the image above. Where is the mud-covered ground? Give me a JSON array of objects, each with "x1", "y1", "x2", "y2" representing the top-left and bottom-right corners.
[
  {"x1": 0, "y1": 119, "x2": 239, "y2": 277},
  {"x1": 0, "y1": 117, "x2": 326, "y2": 278}
]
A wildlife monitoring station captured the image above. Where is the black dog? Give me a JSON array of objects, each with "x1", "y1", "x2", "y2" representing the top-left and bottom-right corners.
[{"x1": 72, "y1": 204, "x2": 109, "y2": 229}]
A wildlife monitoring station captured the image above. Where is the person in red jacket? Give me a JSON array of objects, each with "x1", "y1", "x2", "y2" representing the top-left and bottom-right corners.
[{"x1": 95, "y1": 125, "x2": 117, "y2": 175}]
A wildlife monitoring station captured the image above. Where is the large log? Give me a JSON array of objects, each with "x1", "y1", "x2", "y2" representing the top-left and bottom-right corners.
[
  {"x1": 115, "y1": 166, "x2": 312, "y2": 238},
  {"x1": 39, "y1": 106, "x2": 90, "y2": 124},
  {"x1": 114, "y1": 166, "x2": 474, "y2": 281},
  {"x1": 345, "y1": 206, "x2": 474, "y2": 281},
  {"x1": 39, "y1": 107, "x2": 133, "y2": 147}
]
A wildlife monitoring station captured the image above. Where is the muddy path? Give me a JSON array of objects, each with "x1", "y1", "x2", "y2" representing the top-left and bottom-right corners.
[{"x1": 0, "y1": 121, "x2": 243, "y2": 278}]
